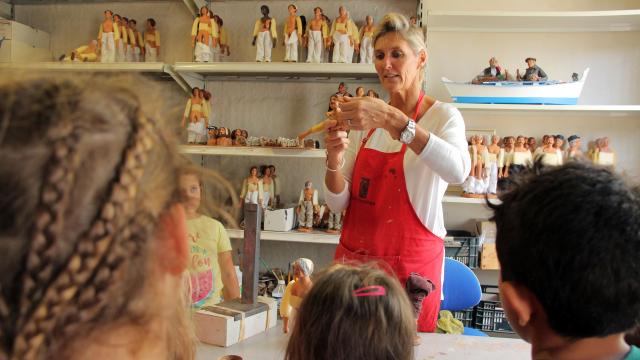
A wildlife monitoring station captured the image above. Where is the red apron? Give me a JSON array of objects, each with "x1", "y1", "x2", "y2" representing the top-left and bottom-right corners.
[{"x1": 334, "y1": 92, "x2": 444, "y2": 332}]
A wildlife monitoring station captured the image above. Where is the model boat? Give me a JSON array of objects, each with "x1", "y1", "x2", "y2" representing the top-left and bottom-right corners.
[{"x1": 442, "y1": 68, "x2": 589, "y2": 105}]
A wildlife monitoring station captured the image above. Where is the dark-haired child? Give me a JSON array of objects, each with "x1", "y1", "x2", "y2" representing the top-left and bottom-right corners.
[{"x1": 490, "y1": 162, "x2": 640, "y2": 360}]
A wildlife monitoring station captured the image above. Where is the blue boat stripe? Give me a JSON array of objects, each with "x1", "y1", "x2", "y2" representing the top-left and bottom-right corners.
[{"x1": 452, "y1": 97, "x2": 578, "y2": 105}]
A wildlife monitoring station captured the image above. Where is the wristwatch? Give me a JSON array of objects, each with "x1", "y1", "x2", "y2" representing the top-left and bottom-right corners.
[{"x1": 399, "y1": 118, "x2": 416, "y2": 144}]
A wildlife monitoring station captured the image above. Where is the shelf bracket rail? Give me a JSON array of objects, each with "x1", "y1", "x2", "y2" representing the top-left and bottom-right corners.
[
  {"x1": 181, "y1": 0, "x2": 209, "y2": 17},
  {"x1": 163, "y1": 65, "x2": 204, "y2": 94}
]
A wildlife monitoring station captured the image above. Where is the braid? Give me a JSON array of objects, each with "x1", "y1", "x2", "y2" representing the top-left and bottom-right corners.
[
  {"x1": 18, "y1": 131, "x2": 81, "y2": 323},
  {"x1": 0, "y1": 287, "x2": 9, "y2": 360},
  {"x1": 9, "y1": 81, "x2": 83, "y2": 327},
  {"x1": 11, "y1": 112, "x2": 155, "y2": 360}
]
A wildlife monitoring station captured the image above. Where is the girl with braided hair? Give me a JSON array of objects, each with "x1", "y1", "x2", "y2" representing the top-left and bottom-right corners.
[{"x1": 0, "y1": 73, "x2": 195, "y2": 360}]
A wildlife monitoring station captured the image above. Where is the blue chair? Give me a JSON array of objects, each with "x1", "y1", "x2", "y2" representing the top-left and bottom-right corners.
[{"x1": 440, "y1": 257, "x2": 487, "y2": 337}]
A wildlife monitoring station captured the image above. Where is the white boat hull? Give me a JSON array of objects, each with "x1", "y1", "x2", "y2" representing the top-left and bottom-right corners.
[{"x1": 442, "y1": 68, "x2": 589, "y2": 105}]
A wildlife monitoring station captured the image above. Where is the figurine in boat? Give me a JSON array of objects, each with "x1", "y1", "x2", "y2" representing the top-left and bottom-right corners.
[
  {"x1": 471, "y1": 57, "x2": 513, "y2": 84},
  {"x1": 517, "y1": 57, "x2": 548, "y2": 81}
]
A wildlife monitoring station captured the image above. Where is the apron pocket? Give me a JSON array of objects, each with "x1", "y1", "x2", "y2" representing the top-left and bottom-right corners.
[{"x1": 335, "y1": 242, "x2": 401, "y2": 277}]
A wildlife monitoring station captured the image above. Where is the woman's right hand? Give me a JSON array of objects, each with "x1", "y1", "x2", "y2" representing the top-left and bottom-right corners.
[{"x1": 324, "y1": 119, "x2": 349, "y2": 170}]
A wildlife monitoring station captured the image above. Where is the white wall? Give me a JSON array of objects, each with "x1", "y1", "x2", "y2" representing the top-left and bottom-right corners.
[{"x1": 423, "y1": 0, "x2": 640, "y2": 12}]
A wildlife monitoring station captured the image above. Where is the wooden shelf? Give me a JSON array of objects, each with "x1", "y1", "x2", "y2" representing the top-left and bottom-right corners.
[
  {"x1": 452, "y1": 103, "x2": 640, "y2": 117},
  {"x1": 172, "y1": 62, "x2": 378, "y2": 82},
  {"x1": 453, "y1": 103, "x2": 640, "y2": 112},
  {"x1": 227, "y1": 229, "x2": 339, "y2": 245},
  {"x1": 426, "y1": 9, "x2": 640, "y2": 32},
  {"x1": 0, "y1": 61, "x2": 168, "y2": 72},
  {"x1": 180, "y1": 145, "x2": 326, "y2": 158},
  {"x1": 443, "y1": 195, "x2": 500, "y2": 205}
]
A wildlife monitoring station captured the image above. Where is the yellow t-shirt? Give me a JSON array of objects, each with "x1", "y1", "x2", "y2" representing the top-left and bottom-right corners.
[{"x1": 187, "y1": 215, "x2": 232, "y2": 308}]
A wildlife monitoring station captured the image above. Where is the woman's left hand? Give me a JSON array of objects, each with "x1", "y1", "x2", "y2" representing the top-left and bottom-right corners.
[{"x1": 334, "y1": 96, "x2": 400, "y2": 133}]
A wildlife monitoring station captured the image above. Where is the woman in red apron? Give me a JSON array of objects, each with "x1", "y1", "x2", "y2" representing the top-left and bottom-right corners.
[{"x1": 324, "y1": 13, "x2": 470, "y2": 332}]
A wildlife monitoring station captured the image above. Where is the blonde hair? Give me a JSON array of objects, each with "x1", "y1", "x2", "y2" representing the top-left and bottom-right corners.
[
  {"x1": 0, "y1": 73, "x2": 195, "y2": 359},
  {"x1": 285, "y1": 264, "x2": 415, "y2": 360},
  {"x1": 374, "y1": 13, "x2": 426, "y2": 57},
  {"x1": 374, "y1": 13, "x2": 427, "y2": 82}
]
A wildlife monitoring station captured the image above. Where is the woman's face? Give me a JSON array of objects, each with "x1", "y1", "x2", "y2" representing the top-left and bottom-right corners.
[
  {"x1": 200, "y1": 7, "x2": 208, "y2": 16},
  {"x1": 517, "y1": 137, "x2": 525, "y2": 146},
  {"x1": 507, "y1": 137, "x2": 515, "y2": 146},
  {"x1": 339, "y1": 6, "x2": 346, "y2": 17},
  {"x1": 250, "y1": 167, "x2": 257, "y2": 176},
  {"x1": 179, "y1": 174, "x2": 201, "y2": 214},
  {"x1": 374, "y1": 33, "x2": 425, "y2": 96},
  {"x1": 356, "y1": 87, "x2": 365, "y2": 97}
]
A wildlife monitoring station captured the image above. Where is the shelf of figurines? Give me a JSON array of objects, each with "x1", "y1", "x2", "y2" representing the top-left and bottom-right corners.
[
  {"x1": 425, "y1": 9, "x2": 640, "y2": 33},
  {"x1": 172, "y1": 62, "x2": 379, "y2": 82},
  {"x1": 452, "y1": 103, "x2": 640, "y2": 115},
  {"x1": 227, "y1": 229, "x2": 340, "y2": 245},
  {"x1": 0, "y1": 62, "x2": 168, "y2": 73},
  {"x1": 180, "y1": 145, "x2": 326, "y2": 159}
]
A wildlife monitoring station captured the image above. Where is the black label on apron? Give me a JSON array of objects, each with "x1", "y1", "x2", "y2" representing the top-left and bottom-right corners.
[{"x1": 359, "y1": 178, "x2": 370, "y2": 199}]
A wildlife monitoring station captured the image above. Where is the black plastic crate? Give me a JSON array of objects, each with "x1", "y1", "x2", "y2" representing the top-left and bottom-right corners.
[
  {"x1": 451, "y1": 308, "x2": 475, "y2": 328},
  {"x1": 474, "y1": 285, "x2": 514, "y2": 334},
  {"x1": 444, "y1": 235, "x2": 480, "y2": 268}
]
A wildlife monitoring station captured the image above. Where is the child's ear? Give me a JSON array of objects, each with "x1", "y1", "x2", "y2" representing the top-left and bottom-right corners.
[
  {"x1": 156, "y1": 203, "x2": 189, "y2": 275},
  {"x1": 500, "y1": 281, "x2": 535, "y2": 339}
]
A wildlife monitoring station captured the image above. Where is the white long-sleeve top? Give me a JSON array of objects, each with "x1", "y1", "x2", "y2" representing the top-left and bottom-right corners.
[{"x1": 324, "y1": 101, "x2": 470, "y2": 238}]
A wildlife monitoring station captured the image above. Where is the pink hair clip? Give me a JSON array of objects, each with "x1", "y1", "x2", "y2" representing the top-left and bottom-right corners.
[{"x1": 353, "y1": 285, "x2": 386, "y2": 297}]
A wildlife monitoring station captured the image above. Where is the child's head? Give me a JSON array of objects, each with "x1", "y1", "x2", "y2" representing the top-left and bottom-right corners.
[
  {"x1": 179, "y1": 166, "x2": 203, "y2": 215},
  {"x1": 0, "y1": 73, "x2": 194, "y2": 359},
  {"x1": 490, "y1": 162, "x2": 640, "y2": 344},
  {"x1": 285, "y1": 264, "x2": 415, "y2": 360}
]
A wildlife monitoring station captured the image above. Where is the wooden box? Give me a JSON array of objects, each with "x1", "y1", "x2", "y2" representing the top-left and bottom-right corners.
[
  {"x1": 480, "y1": 243, "x2": 500, "y2": 270},
  {"x1": 194, "y1": 296, "x2": 277, "y2": 347}
]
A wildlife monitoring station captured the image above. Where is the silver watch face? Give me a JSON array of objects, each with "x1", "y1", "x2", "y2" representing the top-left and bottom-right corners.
[{"x1": 401, "y1": 120, "x2": 416, "y2": 144}]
